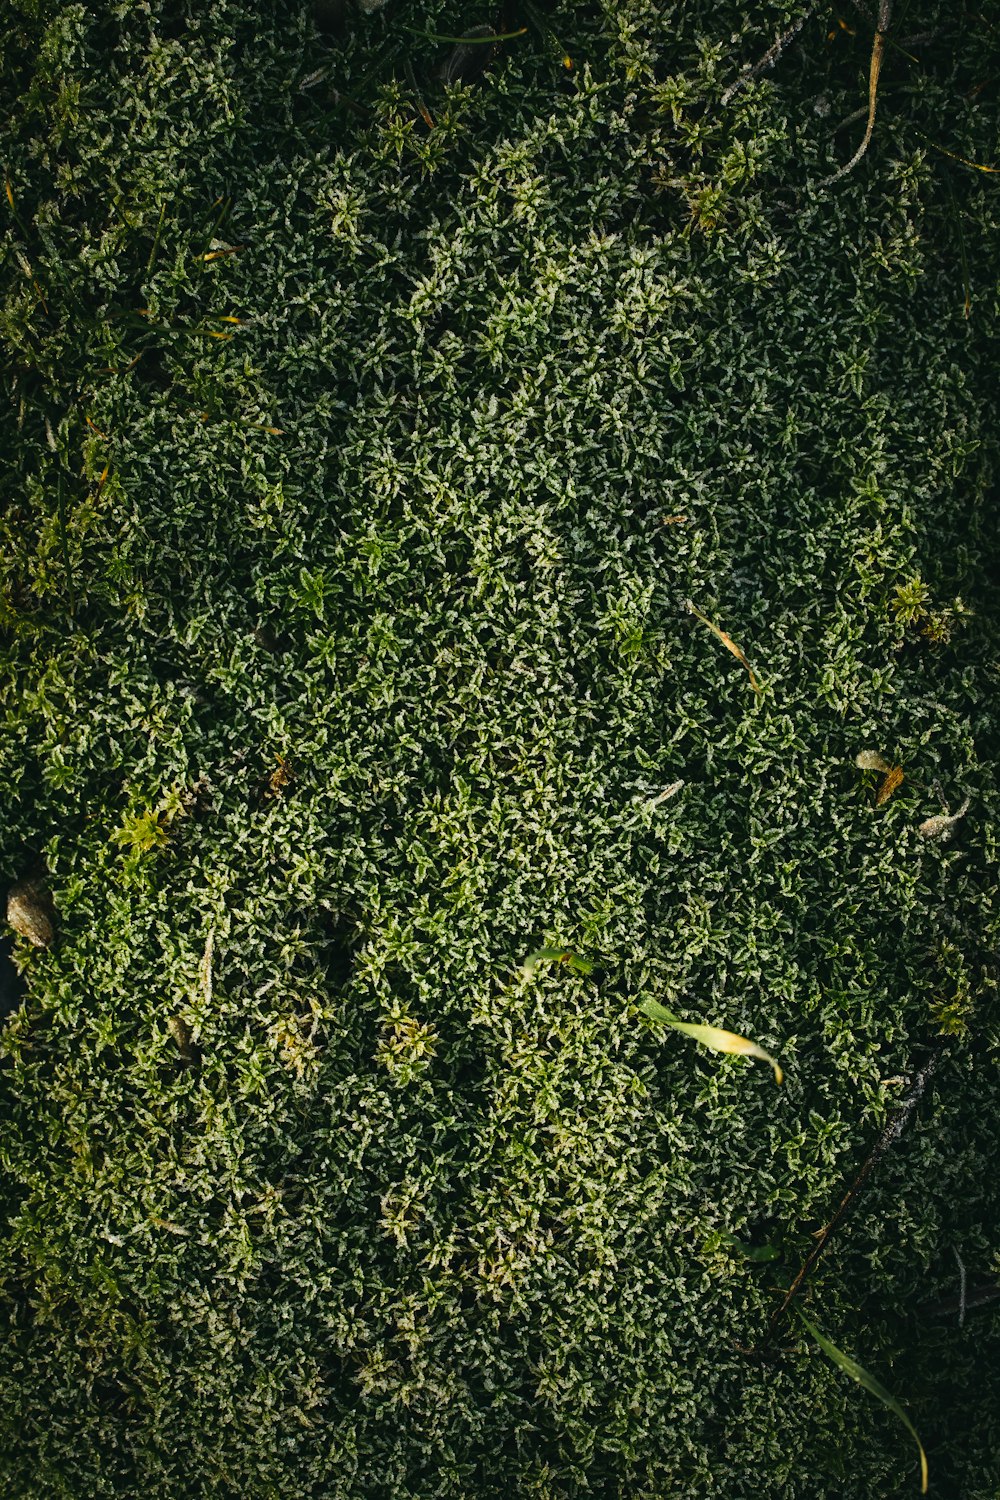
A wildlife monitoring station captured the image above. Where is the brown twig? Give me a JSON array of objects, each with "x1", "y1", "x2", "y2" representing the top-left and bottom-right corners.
[{"x1": 771, "y1": 1053, "x2": 939, "y2": 1332}]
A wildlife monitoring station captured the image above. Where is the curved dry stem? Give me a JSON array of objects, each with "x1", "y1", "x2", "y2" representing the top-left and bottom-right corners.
[{"x1": 821, "y1": 0, "x2": 892, "y2": 187}]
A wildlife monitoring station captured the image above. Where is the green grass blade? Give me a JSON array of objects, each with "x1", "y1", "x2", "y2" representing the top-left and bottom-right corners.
[
  {"x1": 637, "y1": 998, "x2": 783, "y2": 1084},
  {"x1": 520, "y1": 948, "x2": 594, "y2": 979},
  {"x1": 397, "y1": 23, "x2": 527, "y2": 44},
  {"x1": 796, "y1": 1310, "x2": 928, "y2": 1494}
]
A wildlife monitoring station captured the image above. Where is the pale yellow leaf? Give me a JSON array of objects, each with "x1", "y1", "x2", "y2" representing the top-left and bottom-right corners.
[{"x1": 638, "y1": 998, "x2": 783, "y2": 1084}]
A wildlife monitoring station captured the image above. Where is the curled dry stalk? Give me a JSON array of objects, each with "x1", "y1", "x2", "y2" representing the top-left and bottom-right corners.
[{"x1": 821, "y1": 0, "x2": 892, "y2": 186}]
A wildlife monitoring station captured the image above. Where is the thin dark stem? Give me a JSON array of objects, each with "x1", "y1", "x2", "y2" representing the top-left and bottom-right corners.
[
  {"x1": 922, "y1": 1281, "x2": 1000, "y2": 1320},
  {"x1": 945, "y1": 173, "x2": 973, "y2": 317},
  {"x1": 55, "y1": 470, "x2": 75, "y2": 618},
  {"x1": 721, "y1": 2, "x2": 822, "y2": 106},
  {"x1": 953, "y1": 1247, "x2": 967, "y2": 1327},
  {"x1": 771, "y1": 1052, "x2": 939, "y2": 1332}
]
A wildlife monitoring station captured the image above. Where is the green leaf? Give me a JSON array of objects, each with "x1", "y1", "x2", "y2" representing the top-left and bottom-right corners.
[
  {"x1": 719, "y1": 1232, "x2": 780, "y2": 1263},
  {"x1": 796, "y1": 1310, "x2": 928, "y2": 1494},
  {"x1": 520, "y1": 948, "x2": 594, "y2": 979},
  {"x1": 637, "y1": 997, "x2": 783, "y2": 1084}
]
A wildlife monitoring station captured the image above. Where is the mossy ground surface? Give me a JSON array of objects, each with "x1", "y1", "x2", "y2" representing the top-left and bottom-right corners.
[{"x1": 2, "y1": 3, "x2": 1000, "y2": 1495}]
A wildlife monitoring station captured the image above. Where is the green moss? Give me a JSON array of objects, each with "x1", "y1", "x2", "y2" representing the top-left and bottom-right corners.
[{"x1": 2, "y1": 2, "x2": 999, "y2": 1496}]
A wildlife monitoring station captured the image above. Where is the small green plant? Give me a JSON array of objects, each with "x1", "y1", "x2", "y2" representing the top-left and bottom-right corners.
[
  {"x1": 928, "y1": 991, "x2": 972, "y2": 1037},
  {"x1": 375, "y1": 1010, "x2": 438, "y2": 1084},
  {"x1": 891, "y1": 575, "x2": 932, "y2": 628},
  {"x1": 891, "y1": 576, "x2": 969, "y2": 643},
  {"x1": 110, "y1": 787, "x2": 185, "y2": 865},
  {"x1": 112, "y1": 807, "x2": 170, "y2": 857},
  {"x1": 927, "y1": 938, "x2": 981, "y2": 1035}
]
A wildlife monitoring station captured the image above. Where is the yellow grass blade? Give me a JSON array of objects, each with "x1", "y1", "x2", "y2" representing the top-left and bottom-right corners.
[
  {"x1": 686, "y1": 600, "x2": 761, "y2": 696},
  {"x1": 797, "y1": 1311, "x2": 928, "y2": 1493},
  {"x1": 637, "y1": 998, "x2": 783, "y2": 1084},
  {"x1": 920, "y1": 134, "x2": 1000, "y2": 174}
]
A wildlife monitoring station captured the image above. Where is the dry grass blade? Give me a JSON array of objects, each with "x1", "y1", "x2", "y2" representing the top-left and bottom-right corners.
[
  {"x1": 686, "y1": 600, "x2": 761, "y2": 696},
  {"x1": 644, "y1": 781, "x2": 684, "y2": 808},
  {"x1": 919, "y1": 134, "x2": 1000, "y2": 174},
  {"x1": 875, "y1": 765, "x2": 904, "y2": 805},
  {"x1": 148, "y1": 1214, "x2": 190, "y2": 1237},
  {"x1": 203, "y1": 245, "x2": 243, "y2": 262},
  {"x1": 855, "y1": 750, "x2": 904, "y2": 804},
  {"x1": 822, "y1": 0, "x2": 891, "y2": 187},
  {"x1": 402, "y1": 24, "x2": 527, "y2": 44},
  {"x1": 199, "y1": 928, "x2": 214, "y2": 1006},
  {"x1": 638, "y1": 997, "x2": 783, "y2": 1084},
  {"x1": 796, "y1": 1310, "x2": 928, "y2": 1493},
  {"x1": 404, "y1": 57, "x2": 436, "y2": 130},
  {"x1": 923, "y1": 1279, "x2": 1000, "y2": 1320}
]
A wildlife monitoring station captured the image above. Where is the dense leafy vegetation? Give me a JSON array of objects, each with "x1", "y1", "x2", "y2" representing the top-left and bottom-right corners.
[{"x1": 2, "y1": 2, "x2": 999, "y2": 1494}]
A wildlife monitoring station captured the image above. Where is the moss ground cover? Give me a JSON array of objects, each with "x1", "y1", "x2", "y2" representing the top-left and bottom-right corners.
[{"x1": 2, "y1": 2, "x2": 999, "y2": 1494}]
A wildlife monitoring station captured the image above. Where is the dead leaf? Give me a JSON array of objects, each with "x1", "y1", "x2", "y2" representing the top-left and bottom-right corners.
[
  {"x1": 267, "y1": 754, "x2": 294, "y2": 797},
  {"x1": 856, "y1": 750, "x2": 892, "y2": 773},
  {"x1": 876, "y1": 765, "x2": 904, "y2": 806},
  {"x1": 686, "y1": 600, "x2": 761, "y2": 696},
  {"x1": 918, "y1": 798, "x2": 970, "y2": 839},
  {"x1": 6, "y1": 881, "x2": 56, "y2": 948}
]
